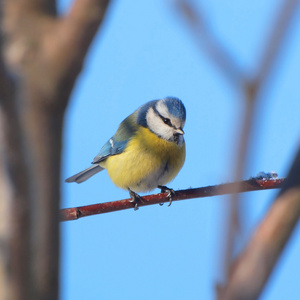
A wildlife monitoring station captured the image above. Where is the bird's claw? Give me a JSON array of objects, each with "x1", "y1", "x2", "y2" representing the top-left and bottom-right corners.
[
  {"x1": 158, "y1": 185, "x2": 175, "y2": 207},
  {"x1": 128, "y1": 189, "x2": 141, "y2": 210}
]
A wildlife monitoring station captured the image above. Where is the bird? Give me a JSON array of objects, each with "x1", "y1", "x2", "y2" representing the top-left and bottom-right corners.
[{"x1": 65, "y1": 97, "x2": 186, "y2": 209}]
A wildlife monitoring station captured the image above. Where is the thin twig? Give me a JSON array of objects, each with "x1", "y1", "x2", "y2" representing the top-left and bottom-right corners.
[{"x1": 61, "y1": 178, "x2": 284, "y2": 221}]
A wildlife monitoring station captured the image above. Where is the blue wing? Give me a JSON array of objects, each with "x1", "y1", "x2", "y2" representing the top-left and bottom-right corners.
[
  {"x1": 92, "y1": 137, "x2": 128, "y2": 163},
  {"x1": 92, "y1": 112, "x2": 138, "y2": 164}
]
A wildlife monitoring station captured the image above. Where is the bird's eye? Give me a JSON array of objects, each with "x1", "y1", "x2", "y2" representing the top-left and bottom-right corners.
[{"x1": 162, "y1": 117, "x2": 172, "y2": 126}]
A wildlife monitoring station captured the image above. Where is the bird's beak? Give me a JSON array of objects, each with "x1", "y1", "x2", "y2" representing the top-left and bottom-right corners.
[{"x1": 175, "y1": 128, "x2": 184, "y2": 135}]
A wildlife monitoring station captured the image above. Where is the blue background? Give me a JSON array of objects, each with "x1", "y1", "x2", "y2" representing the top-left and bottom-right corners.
[{"x1": 60, "y1": 1, "x2": 300, "y2": 299}]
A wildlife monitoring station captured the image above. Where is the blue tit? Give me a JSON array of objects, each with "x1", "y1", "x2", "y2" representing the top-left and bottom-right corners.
[{"x1": 66, "y1": 97, "x2": 186, "y2": 208}]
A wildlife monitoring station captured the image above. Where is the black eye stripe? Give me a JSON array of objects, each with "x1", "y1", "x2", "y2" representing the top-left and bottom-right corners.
[
  {"x1": 162, "y1": 117, "x2": 172, "y2": 126},
  {"x1": 153, "y1": 105, "x2": 173, "y2": 127}
]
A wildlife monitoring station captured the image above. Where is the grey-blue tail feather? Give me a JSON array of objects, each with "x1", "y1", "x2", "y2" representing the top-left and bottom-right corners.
[{"x1": 65, "y1": 165, "x2": 104, "y2": 183}]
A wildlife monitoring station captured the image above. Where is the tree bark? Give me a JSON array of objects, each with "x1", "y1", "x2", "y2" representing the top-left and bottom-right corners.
[{"x1": 0, "y1": 0, "x2": 110, "y2": 299}]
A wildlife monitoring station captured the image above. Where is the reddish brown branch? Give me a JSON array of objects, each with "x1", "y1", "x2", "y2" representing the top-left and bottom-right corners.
[{"x1": 61, "y1": 178, "x2": 284, "y2": 221}]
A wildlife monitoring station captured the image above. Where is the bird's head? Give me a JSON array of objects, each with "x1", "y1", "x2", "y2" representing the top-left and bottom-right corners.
[{"x1": 137, "y1": 97, "x2": 186, "y2": 145}]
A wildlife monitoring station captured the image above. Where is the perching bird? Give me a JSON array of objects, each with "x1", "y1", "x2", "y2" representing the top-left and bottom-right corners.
[{"x1": 66, "y1": 97, "x2": 186, "y2": 209}]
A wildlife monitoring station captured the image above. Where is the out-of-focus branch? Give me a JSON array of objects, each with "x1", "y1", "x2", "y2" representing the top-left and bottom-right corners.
[
  {"x1": 175, "y1": 0, "x2": 245, "y2": 87},
  {"x1": 61, "y1": 178, "x2": 285, "y2": 221},
  {"x1": 174, "y1": 0, "x2": 253, "y2": 278},
  {"x1": 66, "y1": 0, "x2": 110, "y2": 49},
  {"x1": 0, "y1": 104, "x2": 31, "y2": 300},
  {"x1": 35, "y1": 0, "x2": 111, "y2": 106},
  {"x1": 0, "y1": 28, "x2": 31, "y2": 300},
  {"x1": 175, "y1": 0, "x2": 300, "y2": 286},
  {"x1": 218, "y1": 148, "x2": 300, "y2": 300},
  {"x1": 5, "y1": 0, "x2": 57, "y2": 15},
  {"x1": 0, "y1": 0, "x2": 111, "y2": 299},
  {"x1": 255, "y1": 0, "x2": 300, "y2": 88},
  {"x1": 224, "y1": 0, "x2": 300, "y2": 283},
  {"x1": 223, "y1": 93, "x2": 255, "y2": 280}
]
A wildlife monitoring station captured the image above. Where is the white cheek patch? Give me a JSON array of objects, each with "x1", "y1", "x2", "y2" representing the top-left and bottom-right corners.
[
  {"x1": 146, "y1": 107, "x2": 174, "y2": 140},
  {"x1": 156, "y1": 100, "x2": 172, "y2": 119},
  {"x1": 156, "y1": 100, "x2": 185, "y2": 131}
]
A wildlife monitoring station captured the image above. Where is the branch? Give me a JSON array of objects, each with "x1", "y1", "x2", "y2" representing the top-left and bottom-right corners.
[
  {"x1": 175, "y1": 0, "x2": 245, "y2": 87},
  {"x1": 1, "y1": 1, "x2": 111, "y2": 299},
  {"x1": 0, "y1": 23, "x2": 31, "y2": 300},
  {"x1": 64, "y1": 0, "x2": 111, "y2": 63},
  {"x1": 49, "y1": 0, "x2": 111, "y2": 102},
  {"x1": 223, "y1": 0, "x2": 300, "y2": 281},
  {"x1": 218, "y1": 147, "x2": 300, "y2": 300},
  {"x1": 3, "y1": 0, "x2": 56, "y2": 16},
  {"x1": 61, "y1": 177, "x2": 285, "y2": 221},
  {"x1": 176, "y1": 0, "x2": 300, "y2": 282},
  {"x1": 254, "y1": 0, "x2": 300, "y2": 89}
]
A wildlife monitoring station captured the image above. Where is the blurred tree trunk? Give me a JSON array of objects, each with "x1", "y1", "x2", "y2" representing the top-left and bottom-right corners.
[{"x1": 0, "y1": 1, "x2": 110, "y2": 299}]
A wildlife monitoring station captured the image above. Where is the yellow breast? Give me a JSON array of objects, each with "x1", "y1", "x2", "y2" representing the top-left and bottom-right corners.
[{"x1": 100, "y1": 126, "x2": 185, "y2": 192}]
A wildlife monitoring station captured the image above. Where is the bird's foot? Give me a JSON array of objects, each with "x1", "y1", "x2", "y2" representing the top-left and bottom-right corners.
[
  {"x1": 158, "y1": 185, "x2": 175, "y2": 207},
  {"x1": 128, "y1": 189, "x2": 141, "y2": 211}
]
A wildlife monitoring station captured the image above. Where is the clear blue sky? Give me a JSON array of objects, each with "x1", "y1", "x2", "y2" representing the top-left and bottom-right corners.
[{"x1": 60, "y1": 1, "x2": 300, "y2": 299}]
